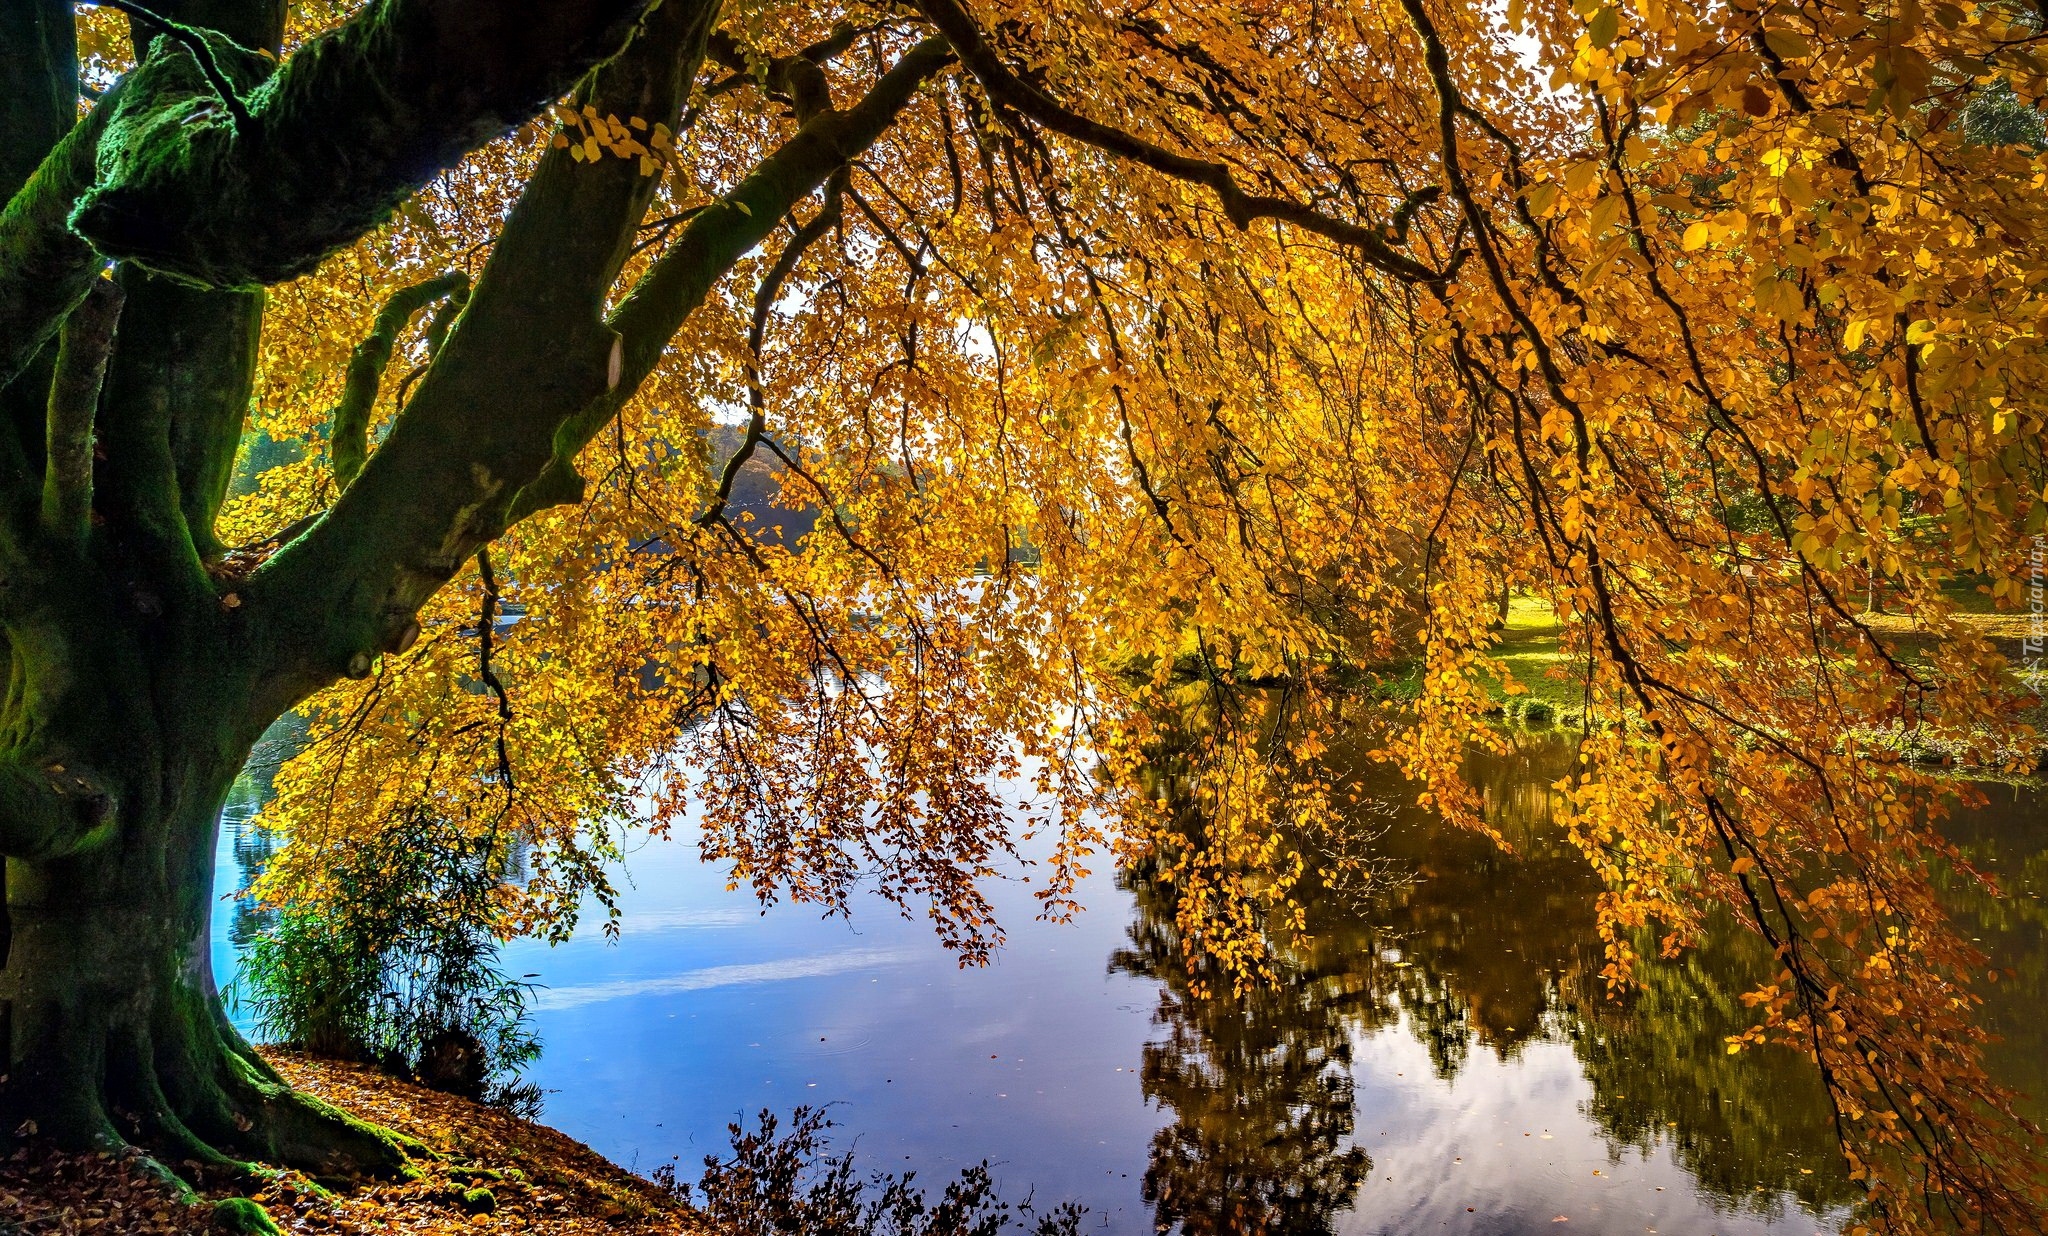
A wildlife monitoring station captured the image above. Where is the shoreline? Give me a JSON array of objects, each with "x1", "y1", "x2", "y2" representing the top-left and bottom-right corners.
[{"x1": 0, "y1": 1052, "x2": 701, "y2": 1234}]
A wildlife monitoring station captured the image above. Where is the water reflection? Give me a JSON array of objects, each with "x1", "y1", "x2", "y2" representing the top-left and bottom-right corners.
[
  {"x1": 1112, "y1": 863, "x2": 1373, "y2": 1235},
  {"x1": 210, "y1": 724, "x2": 2042, "y2": 1236},
  {"x1": 221, "y1": 742, "x2": 286, "y2": 962},
  {"x1": 1114, "y1": 732, "x2": 1950, "y2": 1232},
  {"x1": 1929, "y1": 779, "x2": 2048, "y2": 1130}
]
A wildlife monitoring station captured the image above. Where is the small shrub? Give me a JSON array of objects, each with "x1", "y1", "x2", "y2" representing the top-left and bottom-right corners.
[
  {"x1": 1520, "y1": 699, "x2": 1554, "y2": 725},
  {"x1": 237, "y1": 806, "x2": 540, "y2": 1106}
]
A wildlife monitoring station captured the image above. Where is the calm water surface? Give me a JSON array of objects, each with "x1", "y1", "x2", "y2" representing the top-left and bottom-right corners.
[{"x1": 213, "y1": 734, "x2": 2044, "y2": 1236}]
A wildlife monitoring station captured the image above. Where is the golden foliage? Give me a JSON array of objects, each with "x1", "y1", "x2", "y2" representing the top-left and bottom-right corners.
[{"x1": 195, "y1": 0, "x2": 2048, "y2": 1228}]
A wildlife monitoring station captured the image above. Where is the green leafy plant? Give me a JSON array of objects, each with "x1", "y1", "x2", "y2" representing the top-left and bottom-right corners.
[{"x1": 237, "y1": 805, "x2": 541, "y2": 1112}]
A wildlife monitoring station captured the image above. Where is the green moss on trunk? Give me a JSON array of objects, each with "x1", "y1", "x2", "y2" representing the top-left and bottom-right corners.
[{"x1": 0, "y1": 742, "x2": 406, "y2": 1180}]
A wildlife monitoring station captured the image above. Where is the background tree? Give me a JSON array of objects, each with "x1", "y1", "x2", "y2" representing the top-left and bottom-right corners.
[{"x1": 2, "y1": 0, "x2": 2045, "y2": 1230}]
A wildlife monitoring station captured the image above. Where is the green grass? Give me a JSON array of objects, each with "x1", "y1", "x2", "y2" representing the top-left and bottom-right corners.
[
  {"x1": 1356, "y1": 589, "x2": 2040, "y2": 758},
  {"x1": 1350, "y1": 596, "x2": 1589, "y2": 721},
  {"x1": 1492, "y1": 596, "x2": 1588, "y2": 713}
]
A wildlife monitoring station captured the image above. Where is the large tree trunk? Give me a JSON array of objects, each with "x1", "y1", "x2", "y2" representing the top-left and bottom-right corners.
[
  {"x1": 0, "y1": 0, "x2": 696, "y2": 1183},
  {"x1": 0, "y1": 613, "x2": 403, "y2": 1180},
  {"x1": 3, "y1": 816, "x2": 403, "y2": 1179},
  {"x1": 0, "y1": 0, "x2": 655, "y2": 1178},
  {"x1": 0, "y1": 0, "x2": 915, "y2": 1191}
]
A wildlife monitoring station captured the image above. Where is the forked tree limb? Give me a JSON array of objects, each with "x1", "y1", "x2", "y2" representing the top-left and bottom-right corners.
[
  {"x1": 244, "y1": 0, "x2": 731, "y2": 697},
  {"x1": 0, "y1": 0, "x2": 659, "y2": 524},
  {"x1": 250, "y1": 34, "x2": 954, "y2": 710},
  {"x1": 41, "y1": 276, "x2": 125, "y2": 543},
  {"x1": 330, "y1": 272, "x2": 470, "y2": 492},
  {"x1": 512, "y1": 37, "x2": 956, "y2": 525}
]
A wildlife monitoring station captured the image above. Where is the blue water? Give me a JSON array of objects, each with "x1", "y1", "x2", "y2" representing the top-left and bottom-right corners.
[{"x1": 210, "y1": 745, "x2": 2043, "y2": 1236}]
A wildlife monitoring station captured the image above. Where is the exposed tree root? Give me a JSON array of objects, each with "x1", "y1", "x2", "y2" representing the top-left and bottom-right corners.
[
  {"x1": 3, "y1": 998, "x2": 413, "y2": 1205},
  {"x1": 212, "y1": 1197, "x2": 284, "y2": 1234}
]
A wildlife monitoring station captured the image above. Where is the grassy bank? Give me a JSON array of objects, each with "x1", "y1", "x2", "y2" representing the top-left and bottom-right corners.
[
  {"x1": 1, "y1": 1052, "x2": 1082, "y2": 1235},
  {"x1": 1372, "y1": 591, "x2": 2044, "y2": 763}
]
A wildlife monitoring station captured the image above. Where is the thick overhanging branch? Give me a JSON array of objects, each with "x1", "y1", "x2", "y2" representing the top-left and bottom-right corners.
[
  {"x1": 86, "y1": 0, "x2": 258, "y2": 133},
  {"x1": 913, "y1": 0, "x2": 1453, "y2": 284},
  {"x1": 246, "y1": 33, "x2": 950, "y2": 711},
  {"x1": 0, "y1": 77, "x2": 124, "y2": 394},
  {"x1": 244, "y1": 0, "x2": 730, "y2": 698},
  {"x1": 1, "y1": 0, "x2": 650, "y2": 413},
  {"x1": 330, "y1": 272, "x2": 470, "y2": 492},
  {"x1": 41, "y1": 277, "x2": 125, "y2": 543},
  {"x1": 68, "y1": 0, "x2": 658, "y2": 289}
]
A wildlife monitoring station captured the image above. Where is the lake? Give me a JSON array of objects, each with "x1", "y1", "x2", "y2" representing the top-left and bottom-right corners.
[{"x1": 211, "y1": 731, "x2": 2044, "y2": 1235}]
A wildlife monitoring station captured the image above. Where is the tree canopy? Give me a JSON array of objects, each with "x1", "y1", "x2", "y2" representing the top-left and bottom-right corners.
[{"x1": 3, "y1": 0, "x2": 2046, "y2": 1230}]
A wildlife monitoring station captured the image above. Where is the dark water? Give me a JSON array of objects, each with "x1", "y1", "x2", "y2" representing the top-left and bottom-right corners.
[{"x1": 212, "y1": 734, "x2": 2044, "y2": 1236}]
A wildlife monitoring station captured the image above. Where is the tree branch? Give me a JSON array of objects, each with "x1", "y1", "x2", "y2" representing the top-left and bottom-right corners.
[
  {"x1": 913, "y1": 0, "x2": 1454, "y2": 283},
  {"x1": 41, "y1": 277, "x2": 124, "y2": 543},
  {"x1": 527, "y1": 36, "x2": 958, "y2": 520},
  {"x1": 699, "y1": 171, "x2": 848, "y2": 528},
  {"x1": 0, "y1": 75, "x2": 125, "y2": 395},
  {"x1": 702, "y1": 20, "x2": 869, "y2": 118},
  {"x1": 127, "y1": 0, "x2": 289, "y2": 53},
  {"x1": 69, "y1": 0, "x2": 658, "y2": 288},
  {"x1": 474, "y1": 545, "x2": 516, "y2": 799},
  {"x1": 84, "y1": 0, "x2": 256, "y2": 133},
  {"x1": 330, "y1": 272, "x2": 469, "y2": 491},
  {"x1": 249, "y1": 34, "x2": 952, "y2": 709},
  {"x1": 246, "y1": 0, "x2": 729, "y2": 698},
  {"x1": 1, "y1": 0, "x2": 651, "y2": 422}
]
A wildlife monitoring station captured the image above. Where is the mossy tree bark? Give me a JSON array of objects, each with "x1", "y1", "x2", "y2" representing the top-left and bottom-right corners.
[{"x1": 0, "y1": 0, "x2": 952, "y2": 1184}]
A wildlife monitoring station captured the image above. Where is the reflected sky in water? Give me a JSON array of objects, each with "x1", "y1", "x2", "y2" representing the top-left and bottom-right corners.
[{"x1": 213, "y1": 732, "x2": 2042, "y2": 1236}]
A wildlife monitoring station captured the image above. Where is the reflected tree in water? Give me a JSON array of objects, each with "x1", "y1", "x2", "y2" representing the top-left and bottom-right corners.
[
  {"x1": 1566, "y1": 911, "x2": 1854, "y2": 1220},
  {"x1": 1114, "y1": 729, "x2": 1879, "y2": 1232},
  {"x1": 1111, "y1": 859, "x2": 1374, "y2": 1236},
  {"x1": 1401, "y1": 740, "x2": 1856, "y2": 1218},
  {"x1": 222, "y1": 716, "x2": 310, "y2": 955},
  {"x1": 1926, "y1": 783, "x2": 2048, "y2": 1132}
]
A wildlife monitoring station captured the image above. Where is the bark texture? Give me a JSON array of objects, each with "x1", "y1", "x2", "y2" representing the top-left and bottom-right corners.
[
  {"x1": 0, "y1": 0, "x2": 678, "y2": 1184},
  {"x1": 0, "y1": 0, "x2": 952, "y2": 1189}
]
